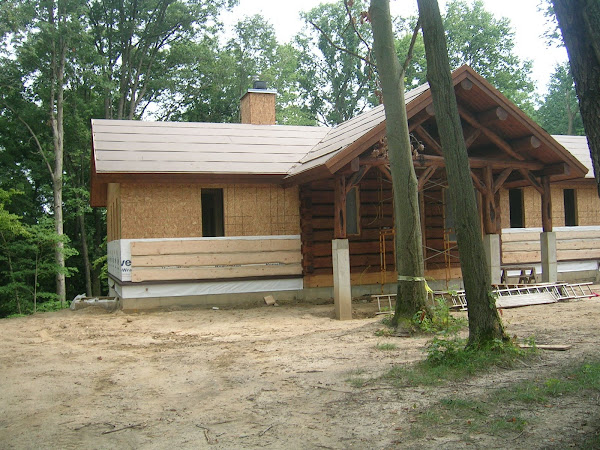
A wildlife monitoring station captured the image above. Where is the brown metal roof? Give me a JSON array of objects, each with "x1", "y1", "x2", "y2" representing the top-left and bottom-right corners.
[{"x1": 92, "y1": 119, "x2": 329, "y2": 175}]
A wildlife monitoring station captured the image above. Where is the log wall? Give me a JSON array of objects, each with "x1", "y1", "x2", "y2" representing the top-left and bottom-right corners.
[
  {"x1": 301, "y1": 170, "x2": 396, "y2": 288},
  {"x1": 422, "y1": 186, "x2": 460, "y2": 271}
]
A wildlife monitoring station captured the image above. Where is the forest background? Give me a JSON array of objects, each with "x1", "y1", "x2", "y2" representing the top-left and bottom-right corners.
[{"x1": 0, "y1": 0, "x2": 583, "y2": 317}]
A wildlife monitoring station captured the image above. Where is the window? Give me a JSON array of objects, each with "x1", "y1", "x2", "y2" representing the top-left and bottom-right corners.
[
  {"x1": 563, "y1": 189, "x2": 577, "y2": 226},
  {"x1": 508, "y1": 189, "x2": 524, "y2": 228},
  {"x1": 345, "y1": 186, "x2": 360, "y2": 235},
  {"x1": 201, "y1": 189, "x2": 224, "y2": 237}
]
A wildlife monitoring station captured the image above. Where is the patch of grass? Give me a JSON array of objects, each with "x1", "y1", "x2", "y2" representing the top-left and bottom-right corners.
[
  {"x1": 413, "y1": 297, "x2": 467, "y2": 335},
  {"x1": 374, "y1": 327, "x2": 394, "y2": 337},
  {"x1": 404, "y1": 359, "x2": 600, "y2": 443},
  {"x1": 345, "y1": 368, "x2": 371, "y2": 388},
  {"x1": 384, "y1": 337, "x2": 536, "y2": 387},
  {"x1": 375, "y1": 342, "x2": 397, "y2": 351}
]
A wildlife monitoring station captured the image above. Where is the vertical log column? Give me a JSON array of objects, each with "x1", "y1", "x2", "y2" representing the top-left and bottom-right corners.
[
  {"x1": 481, "y1": 166, "x2": 502, "y2": 284},
  {"x1": 540, "y1": 176, "x2": 557, "y2": 282},
  {"x1": 333, "y1": 175, "x2": 352, "y2": 320}
]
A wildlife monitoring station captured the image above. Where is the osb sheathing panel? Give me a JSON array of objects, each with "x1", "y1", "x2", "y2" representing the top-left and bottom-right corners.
[
  {"x1": 107, "y1": 183, "x2": 121, "y2": 242},
  {"x1": 551, "y1": 187, "x2": 565, "y2": 227},
  {"x1": 577, "y1": 187, "x2": 600, "y2": 225},
  {"x1": 120, "y1": 184, "x2": 203, "y2": 239},
  {"x1": 224, "y1": 184, "x2": 300, "y2": 236},
  {"x1": 500, "y1": 186, "x2": 600, "y2": 230},
  {"x1": 523, "y1": 187, "x2": 542, "y2": 228},
  {"x1": 118, "y1": 183, "x2": 299, "y2": 239}
]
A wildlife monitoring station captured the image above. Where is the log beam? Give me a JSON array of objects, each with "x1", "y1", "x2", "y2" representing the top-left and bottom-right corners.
[
  {"x1": 458, "y1": 105, "x2": 525, "y2": 161},
  {"x1": 408, "y1": 104, "x2": 436, "y2": 131},
  {"x1": 518, "y1": 168, "x2": 544, "y2": 194},
  {"x1": 493, "y1": 168, "x2": 512, "y2": 193},
  {"x1": 511, "y1": 135, "x2": 541, "y2": 153},
  {"x1": 417, "y1": 165, "x2": 437, "y2": 191},
  {"x1": 478, "y1": 106, "x2": 508, "y2": 127},
  {"x1": 413, "y1": 153, "x2": 543, "y2": 170},
  {"x1": 414, "y1": 125, "x2": 444, "y2": 156},
  {"x1": 464, "y1": 128, "x2": 482, "y2": 149}
]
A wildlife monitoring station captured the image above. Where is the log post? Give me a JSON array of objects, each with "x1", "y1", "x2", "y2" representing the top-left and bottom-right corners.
[
  {"x1": 332, "y1": 239, "x2": 352, "y2": 320},
  {"x1": 334, "y1": 175, "x2": 347, "y2": 239},
  {"x1": 540, "y1": 176, "x2": 557, "y2": 282}
]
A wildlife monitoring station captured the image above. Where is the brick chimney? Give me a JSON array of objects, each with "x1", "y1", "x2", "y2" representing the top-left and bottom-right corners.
[{"x1": 240, "y1": 81, "x2": 277, "y2": 125}]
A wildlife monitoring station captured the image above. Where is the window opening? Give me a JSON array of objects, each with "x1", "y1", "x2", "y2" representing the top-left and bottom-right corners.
[
  {"x1": 563, "y1": 188, "x2": 577, "y2": 226},
  {"x1": 509, "y1": 188, "x2": 524, "y2": 228},
  {"x1": 201, "y1": 189, "x2": 224, "y2": 237}
]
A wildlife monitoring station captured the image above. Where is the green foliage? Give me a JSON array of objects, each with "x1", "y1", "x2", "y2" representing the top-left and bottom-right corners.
[
  {"x1": 536, "y1": 62, "x2": 584, "y2": 135},
  {"x1": 299, "y1": 0, "x2": 377, "y2": 125},
  {"x1": 0, "y1": 190, "x2": 76, "y2": 317},
  {"x1": 395, "y1": 0, "x2": 535, "y2": 108},
  {"x1": 413, "y1": 296, "x2": 467, "y2": 334}
]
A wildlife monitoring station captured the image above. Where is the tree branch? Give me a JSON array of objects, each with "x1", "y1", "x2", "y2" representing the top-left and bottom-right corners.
[
  {"x1": 1, "y1": 102, "x2": 55, "y2": 182},
  {"x1": 307, "y1": 19, "x2": 376, "y2": 68},
  {"x1": 402, "y1": 19, "x2": 421, "y2": 73}
]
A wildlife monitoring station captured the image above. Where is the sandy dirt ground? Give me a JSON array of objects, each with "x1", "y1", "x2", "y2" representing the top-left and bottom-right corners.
[{"x1": 1, "y1": 291, "x2": 600, "y2": 449}]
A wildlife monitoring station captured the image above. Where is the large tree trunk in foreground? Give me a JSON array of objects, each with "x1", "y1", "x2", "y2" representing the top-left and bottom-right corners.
[
  {"x1": 552, "y1": 0, "x2": 600, "y2": 197},
  {"x1": 370, "y1": 0, "x2": 428, "y2": 322},
  {"x1": 416, "y1": 0, "x2": 506, "y2": 346}
]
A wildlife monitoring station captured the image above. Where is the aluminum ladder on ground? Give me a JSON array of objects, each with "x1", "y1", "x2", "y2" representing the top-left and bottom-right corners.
[{"x1": 449, "y1": 282, "x2": 596, "y2": 310}]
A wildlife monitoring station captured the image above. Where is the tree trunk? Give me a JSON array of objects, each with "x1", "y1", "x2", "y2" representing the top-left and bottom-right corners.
[
  {"x1": 78, "y1": 212, "x2": 93, "y2": 297},
  {"x1": 49, "y1": 1, "x2": 67, "y2": 306},
  {"x1": 553, "y1": 0, "x2": 600, "y2": 196},
  {"x1": 369, "y1": 0, "x2": 428, "y2": 322},
  {"x1": 416, "y1": 0, "x2": 506, "y2": 346}
]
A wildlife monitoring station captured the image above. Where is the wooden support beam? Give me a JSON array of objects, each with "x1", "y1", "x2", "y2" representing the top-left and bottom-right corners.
[
  {"x1": 478, "y1": 106, "x2": 508, "y2": 127},
  {"x1": 470, "y1": 171, "x2": 487, "y2": 194},
  {"x1": 377, "y1": 165, "x2": 393, "y2": 182},
  {"x1": 458, "y1": 105, "x2": 525, "y2": 161},
  {"x1": 464, "y1": 128, "x2": 482, "y2": 149},
  {"x1": 334, "y1": 175, "x2": 347, "y2": 239},
  {"x1": 413, "y1": 153, "x2": 543, "y2": 170},
  {"x1": 493, "y1": 168, "x2": 512, "y2": 193},
  {"x1": 459, "y1": 79, "x2": 473, "y2": 91},
  {"x1": 345, "y1": 165, "x2": 371, "y2": 193},
  {"x1": 350, "y1": 157, "x2": 360, "y2": 172},
  {"x1": 511, "y1": 135, "x2": 541, "y2": 153},
  {"x1": 542, "y1": 175, "x2": 553, "y2": 232},
  {"x1": 408, "y1": 104, "x2": 436, "y2": 132},
  {"x1": 539, "y1": 162, "x2": 570, "y2": 177},
  {"x1": 417, "y1": 166, "x2": 436, "y2": 191},
  {"x1": 414, "y1": 125, "x2": 444, "y2": 156},
  {"x1": 518, "y1": 168, "x2": 544, "y2": 195}
]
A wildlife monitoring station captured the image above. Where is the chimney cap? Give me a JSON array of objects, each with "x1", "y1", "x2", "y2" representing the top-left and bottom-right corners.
[{"x1": 253, "y1": 80, "x2": 267, "y2": 90}]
